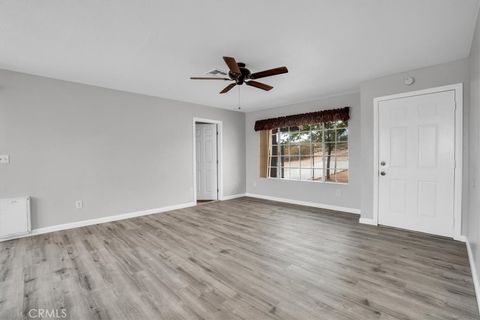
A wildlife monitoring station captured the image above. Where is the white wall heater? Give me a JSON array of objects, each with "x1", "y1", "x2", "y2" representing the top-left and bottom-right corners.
[{"x1": 0, "y1": 196, "x2": 31, "y2": 239}]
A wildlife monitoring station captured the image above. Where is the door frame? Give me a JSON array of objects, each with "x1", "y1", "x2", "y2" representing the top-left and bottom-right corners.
[
  {"x1": 193, "y1": 118, "x2": 223, "y2": 203},
  {"x1": 372, "y1": 83, "x2": 463, "y2": 240}
]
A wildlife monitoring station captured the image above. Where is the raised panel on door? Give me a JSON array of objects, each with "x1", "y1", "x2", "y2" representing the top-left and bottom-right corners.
[{"x1": 378, "y1": 90, "x2": 455, "y2": 237}]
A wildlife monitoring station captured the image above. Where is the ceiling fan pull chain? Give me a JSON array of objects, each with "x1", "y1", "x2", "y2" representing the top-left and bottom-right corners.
[{"x1": 238, "y1": 85, "x2": 241, "y2": 110}]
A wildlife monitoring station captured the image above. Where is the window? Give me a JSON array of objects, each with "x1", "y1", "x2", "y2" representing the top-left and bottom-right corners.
[{"x1": 267, "y1": 121, "x2": 348, "y2": 183}]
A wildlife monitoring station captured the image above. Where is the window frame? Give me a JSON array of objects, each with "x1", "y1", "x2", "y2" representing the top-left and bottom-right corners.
[{"x1": 266, "y1": 121, "x2": 349, "y2": 184}]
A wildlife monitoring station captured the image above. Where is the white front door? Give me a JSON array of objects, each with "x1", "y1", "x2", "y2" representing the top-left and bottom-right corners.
[
  {"x1": 378, "y1": 90, "x2": 456, "y2": 237},
  {"x1": 196, "y1": 123, "x2": 218, "y2": 200}
]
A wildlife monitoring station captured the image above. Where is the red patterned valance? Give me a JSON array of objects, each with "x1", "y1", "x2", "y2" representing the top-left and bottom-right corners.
[{"x1": 254, "y1": 107, "x2": 350, "y2": 131}]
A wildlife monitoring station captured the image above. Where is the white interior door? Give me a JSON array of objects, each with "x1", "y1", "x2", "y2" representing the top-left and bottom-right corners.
[
  {"x1": 378, "y1": 90, "x2": 456, "y2": 237},
  {"x1": 196, "y1": 123, "x2": 218, "y2": 200}
]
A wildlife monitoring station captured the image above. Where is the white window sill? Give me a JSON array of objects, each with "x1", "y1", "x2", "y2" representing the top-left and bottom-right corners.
[{"x1": 263, "y1": 177, "x2": 348, "y2": 185}]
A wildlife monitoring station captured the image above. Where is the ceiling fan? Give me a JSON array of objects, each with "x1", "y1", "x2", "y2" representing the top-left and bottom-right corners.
[{"x1": 190, "y1": 56, "x2": 288, "y2": 94}]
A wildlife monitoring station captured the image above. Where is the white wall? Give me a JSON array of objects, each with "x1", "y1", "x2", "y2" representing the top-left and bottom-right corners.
[
  {"x1": 245, "y1": 92, "x2": 361, "y2": 211},
  {"x1": 467, "y1": 7, "x2": 480, "y2": 297},
  {"x1": 359, "y1": 58, "x2": 470, "y2": 232},
  {"x1": 0, "y1": 69, "x2": 246, "y2": 229}
]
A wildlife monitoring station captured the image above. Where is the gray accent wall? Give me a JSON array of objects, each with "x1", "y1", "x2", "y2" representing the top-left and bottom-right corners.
[
  {"x1": 245, "y1": 92, "x2": 361, "y2": 210},
  {"x1": 359, "y1": 58, "x2": 471, "y2": 232},
  {"x1": 0, "y1": 69, "x2": 246, "y2": 229},
  {"x1": 467, "y1": 9, "x2": 480, "y2": 293}
]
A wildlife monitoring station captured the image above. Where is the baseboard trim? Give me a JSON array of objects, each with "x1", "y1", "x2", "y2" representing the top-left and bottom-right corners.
[
  {"x1": 0, "y1": 201, "x2": 196, "y2": 242},
  {"x1": 244, "y1": 193, "x2": 360, "y2": 214},
  {"x1": 359, "y1": 218, "x2": 377, "y2": 226},
  {"x1": 465, "y1": 237, "x2": 480, "y2": 315},
  {"x1": 221, "y1": 193, "x2": 247, "y2": 200},
  {"x1": 454, "y1": 235, "x2": 467, "y2": 242}
]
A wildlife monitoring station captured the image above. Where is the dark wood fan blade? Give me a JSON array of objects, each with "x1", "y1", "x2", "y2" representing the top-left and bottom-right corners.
[
  {"x1": 220, "y1": 83, "x2": 236, "y2": 94},
  {"x1": 246, "y1": 81, "x2": 273, "y2": 91},
  {"x1": 190, "y1": 77, "x2": 231, "y2": 80},
  {"x1": 250, "y1": 66, "x2": 288, "y2": 79},
  {"x1": 223, "y1": 56, "x2": 241, "y2": 74}
]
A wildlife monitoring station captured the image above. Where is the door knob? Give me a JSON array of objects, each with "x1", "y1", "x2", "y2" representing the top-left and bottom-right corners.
[{"x1": 380, "y1": 171, "x2": 386, "y2": 176}]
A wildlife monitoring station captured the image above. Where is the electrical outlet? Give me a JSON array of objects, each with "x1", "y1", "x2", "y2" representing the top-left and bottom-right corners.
[
  {"x1": 0, "y1": 155, "x2": 9, "y2": 164},
  {"x1": 75, "y1": 200, "x2": 83, "y2": 209}
]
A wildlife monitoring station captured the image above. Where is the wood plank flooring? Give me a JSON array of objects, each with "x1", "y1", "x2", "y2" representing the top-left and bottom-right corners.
[{"x1": 0, "y1": 197, "x2": 477, "y2": 320}]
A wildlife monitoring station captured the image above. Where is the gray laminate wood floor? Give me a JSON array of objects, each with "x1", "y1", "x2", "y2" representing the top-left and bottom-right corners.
[{"x1": 0, "y1": 197, "x2": 477, "y2": 320}]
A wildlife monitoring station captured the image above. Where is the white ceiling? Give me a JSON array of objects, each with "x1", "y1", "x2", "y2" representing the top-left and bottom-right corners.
[{"x1": 0, "y1": 0, "x2": 479, "y2": 112}]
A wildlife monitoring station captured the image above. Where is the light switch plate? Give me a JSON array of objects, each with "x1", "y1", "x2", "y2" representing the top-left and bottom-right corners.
[{"x1": 0, "y1": 155, "x2": 9, "y2": 164}]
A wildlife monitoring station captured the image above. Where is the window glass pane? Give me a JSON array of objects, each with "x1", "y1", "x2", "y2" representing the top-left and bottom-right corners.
[
  {"x1": 289, "y1": 168, "x2": 300, "y2": 180},
  {"x1": 301, "y1": 168, "x2": 313, "y2": 180},
  {"x1": 289, "y1": 126, "x2": 299, "y2": 132},
  {"x1": 325, "y1": 130, "x2": 335, "y2": 142},
  {"x1": 289, "y1": 144, "x2": 300, "y2": 156},
  {"x1": 325, "y1": 143, "x2": 336, "y2": 156},
  {"x1": 280, "y1": 132, "x2": 289, "y2": 144},
  {"x1": 289, "y1": 155, "x2": 300, "y2": 167},
  {"x1": 269, "y1": 156, "x2": 278, "y2": 167},
  {"x1": 281, "y1": 156, "x2": 290, "y2": 167},
  {"x1": 324, "y1": 121, "x2": 336, "y2": 130},
  {"x1": 310, "y1": 124, "x2": 322, "y2": 130},
  {"x1": 336, "y1": 142, "x2": 348, "y2": 156},
  {"x1": 271, "y1": 145, "x2": 278, "y2": 156},
  {"x1": 271, "y1": 132, "x2": 278, "y2": 144},
  {"x1": 313, "y1": 156, "x2": 324, "y2": 168},
  {"x1": 271, "y1": 128, "x2": 278, "y2": 134},
  {"x1": 277, "y1": 167, "x2": 287, "y2": 179},
  {"x1": 313, "y1": 143, "x2": 323, "y2": 156},
  {"x1": 313, "y1": 169, "x2": 324, "y2": 181},
  {"x1": 337, "y1": 128, "x2": 348, "y2": 142},
  {"x1": 300, "y1": 156, "x2": 312, "y2": 168},
  {"x1": 336, "y1": 168, "x2": 349, "y2": 183},
  {"x1": 336, "y1": 156, "x2": 349, "y2": 169},
  {"x1": 269, "y1": 167, "x2": 277, "y2": 178},
  {"x1": 278, "y1": 144, "x2": 288, "y2": 156},
  {"x1": 325, "y1": 154, "x2": 335, "y2": 174},
  {"x1": 336, "y1": 120, "x2": 348, "y2": 128},
  {"x1": 299, "y1": 124, "x2": 311, "y2": 131},
  {"x1": 299, "y1": 144, "x2": 311, "y2": 156},
  {"x1": 325, "y1": 168, "x2": 336, "y2": 182},
  {"x1": 280, "y1": 127, "x2": 289, "y2": 132},
  {"x1": 311, "y1": 130, "x2": 322, "y2": 143},
  {"x1": 291, "y1": 132, "x2": 310, "y2": 143}
]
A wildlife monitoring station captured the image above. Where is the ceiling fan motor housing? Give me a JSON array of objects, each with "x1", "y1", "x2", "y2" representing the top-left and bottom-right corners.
[{"x1": 229, "y1": 62, "x2": 251, "y2": 85}]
